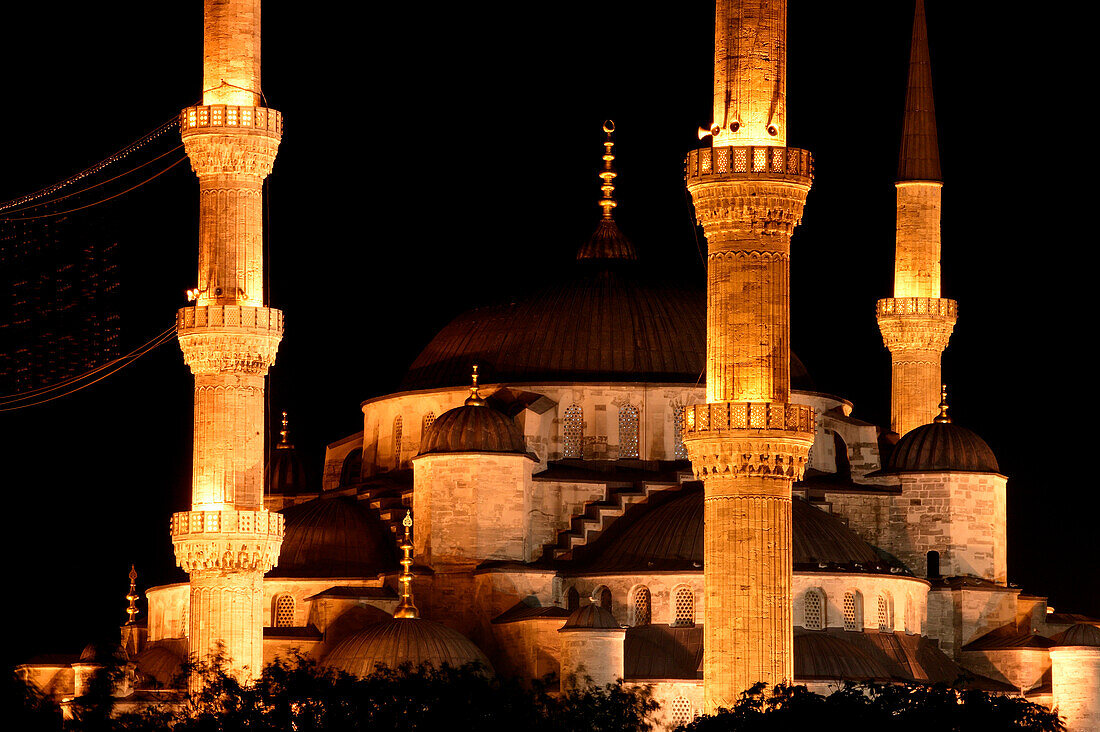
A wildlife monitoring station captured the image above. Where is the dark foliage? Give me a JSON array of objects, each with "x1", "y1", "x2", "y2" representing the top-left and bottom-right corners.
[{"x1": 678, "y1": 681, "x2": 1065, "y2": 732}]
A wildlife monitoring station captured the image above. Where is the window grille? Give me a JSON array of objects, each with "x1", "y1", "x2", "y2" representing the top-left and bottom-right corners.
[
  {"x1": 274, "y1": 594, "x2": 294, "y2": 628},
  {"x1": 393, "y1": 415, "x2": 403, "y2": 469},
  {"x1": 804, "y1": 590, "x2": 824, "y2": 630},
  {"x1": 563, "y1": 405, "x2": 584, "y2": 458},
  {"x1": 422, "y1": 412, "x2": 435, "y2": 433},
  {"x1": 673, "y1": 405, "x2": 688, "y2": 459},
  {"x1": 670, "y1": 697, "x2": 693, "y2": 726},
  {"x1": 843, "y1": 592, "x2": 859, "y2": 631},
  {"x1": 672, "y1": 587, "x2": 695, "y2": 627},
  {"x1": 631, "y1": 586, "x2": 651, "y2": 627},
  {"x1": 877, "y1": 595, "x2": 891, "y2": 631},
  {"x1": 619, "y1": 405, "x2": 640, "y2": 458}
]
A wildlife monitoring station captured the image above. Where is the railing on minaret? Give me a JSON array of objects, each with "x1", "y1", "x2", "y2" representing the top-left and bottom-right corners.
[
  {"x1": 684, "y1": 0, "x2": 814, "y2": 711},
  {"x1": 170, "y1": 0, "x2": 284, "y2": 684},
  {"x1": 877, "y1": 0, "x2": 956, "y2": 437}
]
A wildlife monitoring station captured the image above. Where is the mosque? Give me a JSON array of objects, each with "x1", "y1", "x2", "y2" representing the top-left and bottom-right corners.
[{"x1": 15, "y1": 1, "x2": 1100, "y2": 730}]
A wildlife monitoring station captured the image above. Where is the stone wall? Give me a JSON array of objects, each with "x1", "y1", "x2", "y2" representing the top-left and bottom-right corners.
[
  {"x1": 960, "y1": 648, "x2": 1049, "y2": 694},
  {"x1": 560, "y1": 629, "x2": 624, "y2": 688},
  {"x1": 1051, "y1": 647, "x2": 1100, "y2": 732},
  {"x1": 492, "y1": 617, "x2": 563, "y2": 681},
  {"x1": 926, "y1": 585, "x2": 1018, "y2": 660}
]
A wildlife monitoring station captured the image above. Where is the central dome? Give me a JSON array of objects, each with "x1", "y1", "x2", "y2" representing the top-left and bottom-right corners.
[{"x1": 402, "y1": 257, "x2": 813, "y2": 391}]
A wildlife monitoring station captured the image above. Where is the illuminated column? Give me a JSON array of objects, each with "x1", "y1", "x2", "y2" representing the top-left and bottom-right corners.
[
  {"x1": 684, "y1": 0, "x2": 815, "y2": 711},
  {"x1": 171, "y1": 0, "x2": 283, "y2": 683},
  {"x1": 877, "y1": 0, "x2": 956, "y2": 436}
]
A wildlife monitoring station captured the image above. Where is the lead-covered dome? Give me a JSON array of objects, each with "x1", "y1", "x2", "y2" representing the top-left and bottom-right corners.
[
  {"x1": 887, "y1": 421, "x2": 999, "y2": 474},
  {"x1": 321, "y1": 619, "x2": 493, "y2": 676},
  {"x1": 270, "y1": 496, "x2": 398, "y2": 578},
  {"x1": 401, "y1": 257, "x2": 813, "y2": 391}
]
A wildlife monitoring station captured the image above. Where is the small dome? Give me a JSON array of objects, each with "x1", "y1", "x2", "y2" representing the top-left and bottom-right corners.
[
  {"x1": 321, "y1": 619, "x2": 493, "y2": 676},
  {"x1": 271, "y1": 496, "x2": 398, "y2": 578},
  {"x1": 560, "y1": 604, "x2": 620, "y2": 631},
  {"x1": 1052, "y1": 624, "x2": 1100, "y2": 647},
  {"x1": 887, "y1": 421, "x2": 999, "y2": 474},
  {"x1": 79, "y1": 642, "x2": 127, "y2": 664},
  {"x1": 419, "y1": 404, "x2": 526, "y2": 456}
]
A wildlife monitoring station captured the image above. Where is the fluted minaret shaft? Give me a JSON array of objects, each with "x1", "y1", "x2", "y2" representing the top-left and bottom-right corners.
[
  {"x1": 685, "y1": 0, "x2": 814, "y2": 711},
  {"x1": 171, "y1": 0, "x2": 284, "y2": 684},
  {"x1": 877, "y1": 0, "x2": 956, "y2": 437}
]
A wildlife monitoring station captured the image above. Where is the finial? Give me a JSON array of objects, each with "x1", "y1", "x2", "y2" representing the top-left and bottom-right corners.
[
  {"x1": 393, "y1": 510, "x2": 419, "y2": 619},
  {"x1": 934, "y1": 384, "x2": 951, "y2": 423},
  {"x1": 125, "y1": 565, "x2": 140, "y2": 625},
  {"x1": 598, "y1": 120, "x2": 617, "y2": 220},
  {"x1": 465, "y1": 364, "x2": 486, "y2": 407},
  {"x1": 277, "y1": 410, "x2": 291, "y2": 448}
]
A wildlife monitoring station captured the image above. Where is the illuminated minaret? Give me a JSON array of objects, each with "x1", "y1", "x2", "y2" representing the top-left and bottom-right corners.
[
  {"x1": 171, "y1": 0, "x2": 284, "y2": 681},
  {"x1": 682, "y1": 0, "x2": 815, "y2": 710},
  {"x1": 877, "y1": 0, "x2": 956, "y2": 437}
]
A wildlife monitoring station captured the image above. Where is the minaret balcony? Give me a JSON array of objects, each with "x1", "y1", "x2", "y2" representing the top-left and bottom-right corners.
[
  {"x1": 170, "y1": 509, "x2": 284, "y2": 574},
  {"x1": 876, "y1": 297, "x2": 957, "y2": 320},
  {"x1": 685, "y1": 145, "x2": 813, "y2": 186},
  {"x1": 180, "y1": 105, "x2": 282, "y2": 139},
  {"x1": 681, "y1": 401, "x2": 816, "y2": 482}
]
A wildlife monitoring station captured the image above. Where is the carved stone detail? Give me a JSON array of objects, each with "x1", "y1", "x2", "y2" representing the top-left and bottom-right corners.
[
  {"x1": 688, "y1": 180, "x2": 811, "y2": 241},
  {"x1": 171, "y1": 509, "x2": 284, "y2": 574},
  {"x1": 177, "y1": 305, "x2": 283, "y2": 375},
  {"x1": 182, "y1": 130, "x2": 281, "y2": 179}
]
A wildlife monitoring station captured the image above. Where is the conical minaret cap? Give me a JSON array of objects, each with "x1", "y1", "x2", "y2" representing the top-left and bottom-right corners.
[{"x1": 898, "y1": 0, "x2": 942, "y2": 182}]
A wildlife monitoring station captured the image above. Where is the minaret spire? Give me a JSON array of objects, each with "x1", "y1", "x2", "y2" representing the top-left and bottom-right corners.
[
  {"x1": 576, "y1": 120, "x2": 637, "y2": 262},
  {"x1": 898, "y1": 0, "x2": 941, "y2": 182},
  {"x1": 684, "y1": 0, "x2": 814, "y2": 711},
  {"x1": 598, "y1": 120, "x2": 617, "y2": 220},
  {"x1": 171, "y1": 0, "x2": 285, "y2": 684},
  {"x1": 393, "y1": 511, "x2": 419, "y2": 619},
  {"x1": 124, "y1": 565, "x2": 140, "y2": 626},
  {"x1": 877, "y1": 0, "x2": 957, "y2": 436}
]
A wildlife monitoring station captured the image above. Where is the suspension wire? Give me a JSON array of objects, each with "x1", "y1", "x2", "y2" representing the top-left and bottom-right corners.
[
  {"x1": 0, "y1": 156, "x2": 188, "y2": 221},
  {"x1": 0, "y1": 324, "x2": 178, "y2": 404},
  {"x1": 0, "y1": 144, "x2": 185, "y2": 216},
  {"x1": 0, "y1": 116, "x2": 180, "y2": 212},
  {"x1": 0, "y1": 327, "x2": 178, "y2": 411}
]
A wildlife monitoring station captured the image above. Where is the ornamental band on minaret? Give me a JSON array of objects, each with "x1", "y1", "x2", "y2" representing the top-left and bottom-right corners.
[
  {"x1": 171, "y1": 0, "x2": 284, "y2": 681},
  {"x1": 877, "y1": 0, "x2": 956, "y2": 438},
  {"x1": 683, "y1": 0, "x2": 815, "y2": 710}
]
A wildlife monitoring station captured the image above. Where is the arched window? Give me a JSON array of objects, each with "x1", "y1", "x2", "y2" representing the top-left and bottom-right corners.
[
  {"x1": 833, "y1": 431, "x2": 851, "y2": 478},
  {"x1": 670, "y1": 697, "x2": 693, "y2": 726},
  {"x1": 594, "y1": 585, "x2": 612, "y2": 612},
  {"x1": 392, "y1": 416, "x2": 403, "y2": 469},
  {"x1": 630, "y1": 586, "x2": 651, "y2": 627},
  {"x1": 803, "y1": 589, "x2": 825, "y2": 630},
  {"x1": 618, "y1": 404, "x2": 640, "y2": 459},
  {"x1": 340, "y1": 447, "x2": 362, "y2": 488},
  {"x1": 422, "y1": 412, "x2": 435, "y2": 434},
  {"x1": 877, "y1": 594, "x2": 892, "y2": 632},
  {"x1": 926, "y1": 550, "x2": 940, "y2": 578},
  {"x1": 673, "y1": 405, "x2": 688, "y2": 460},
  {"x1": 672, "y1": 586, "x2": 695, "y2": 627},
  {"x1": 565, "y1": 586, "x2": 580, "y2": 611},
  {"x1": 563, "y1": 405, "x2": 584, "y2": 458},
  {"x1": 843, "y1": 591, "x2": 862, "y2": 632},
  {"x1": 274, "y1": 594, "x2": 295, "y2": 628}
]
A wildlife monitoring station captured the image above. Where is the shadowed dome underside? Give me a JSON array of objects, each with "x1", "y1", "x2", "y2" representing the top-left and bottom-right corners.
[
  {"x1": 321, "y1": 619, "x2": 493, "y2": 676},
  {"x1": 401, "y1": 267, "x2": 813, "y2": 391},
  {"x1": 887, "y1": 421, "x2": 999, "y2": 474},
  {"x1": 1052, "y1": 624, "x2": 1100, "y2": 647},
  {"x1": 419, "y1": 404, "x2": 527, "y2": 455},
  {"x1": 577, "y1": 487, "x2": 906, "y2": 574},
  {"x1": 561, "y1": 603, "x2": 620, "y2": 630},
  {"x1": 271, "y1": 496, "x2": 398, "y2": 578}
]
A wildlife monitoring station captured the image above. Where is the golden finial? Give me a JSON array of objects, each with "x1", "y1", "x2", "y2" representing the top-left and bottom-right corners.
[
  {"x1": 465, "y1": 364, "x2": 486, "y2": 407},
  {"x1": 598, "y1": 120, "x2": 617, "y2": 220},
  {"x1": 934, "y1": 384, "x2": 951, "y2": 423},
  {"x1": 277, "y1": 410, "x2": 291, "y2": 448},
  {"x1": 393, "y1": 510, "x2": 419, "y2": 619},
  {"x1": 125, "y1": 565, "x2": 140, "y2": 625}
]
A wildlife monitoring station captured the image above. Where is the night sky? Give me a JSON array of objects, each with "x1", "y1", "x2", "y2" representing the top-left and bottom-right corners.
[{"x1": 1, "y1": 2, "x2": 1094, "y2": 669}]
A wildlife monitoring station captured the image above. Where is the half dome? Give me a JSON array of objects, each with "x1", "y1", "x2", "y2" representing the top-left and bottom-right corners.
[
  {"x1": 560, "y1": 604, "x2": 620, "y2": 631},
  {"x1": 321, "y1": 619, "x2": 493, "y2": 676},
  {"x1": 270, "y1": 496, "x2": 398, "y2": 578},
  {"x1": 887, "y1": 421, "x2": 999, "y2": 474},
  {"x1": 576, "y1": 487, "x2": 907, "y2": 574}
]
